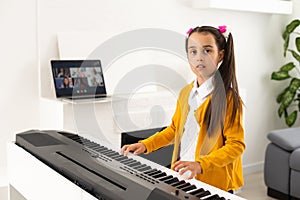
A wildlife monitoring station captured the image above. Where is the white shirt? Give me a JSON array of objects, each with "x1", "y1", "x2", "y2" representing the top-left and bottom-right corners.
[{"x1": 180, "y1": 77, "x2": 214, "y2": 161}]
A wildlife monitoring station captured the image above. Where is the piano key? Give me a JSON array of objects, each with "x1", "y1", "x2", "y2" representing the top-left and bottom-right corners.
[
  {"x1": 158, "y1": 175, "x2": 173, "y2": 181},
  {"x1": 120, "y1": 158, "x2": 134, "y2": 164},
  {"x1": 164, "y1": 177, "x2": 179, "y2": 184},
  {"x1": 88, "y1": 143, "x2": 99, "y2": 148},
  {"x1": 176, "y1": 182, "x2": 191, "y2": 189},
  {"x1": 131, "y1": 164, "x2": 143, "y2": 170},
  {"x1": 143, "y1": 169, "x2": 158, "y2": 175},
  {"x1": 181, "y1": 184, "x2": 197, "y2": 192},
  {"x1": 114, "y1": 156, "x2": 127, "y2": 161},
  {"x1": 196, "y1": 190, "x2": 211, "y2": 198},
  {"x1": 132, "y1": 164, "x2": 147, "y2": 170},
  {"x1": 98, "y1": 148, "x2": 109, "y2": 153},
  {"x1": 136, "y1": 165, "x2": 151, "y2": 172},
  {"x1": 203, "y1": 194, "x2": 223, "y2": 200},
  {"x1": 102, "y1": 150, "x2": 115, "y2": 155},
  {"x1": 94, "y1": 145, "x2": 107, "y2": 150},
  {"x1": 189, "y1": 188, "x2": 205, "y2": 195},
  {"x1": 127, "y1": 161, "x2": 141, "y2": 168},
  {"x1": 170, "y1": 180, "x2": 186, "y2": 187},
  {"x1": 110, "y1": 154, "x2": 124, "y2": 159},
  {"x1": 122, "y1": 160, "x2": 137, "y2": 166},
  {"x1": 105, "y1": 152, "x2": 119, "y2": 157},
  {"x1": 93, "y1": 147, "x2": 105, "y2": 151},
  {"x1": 147, "y1": 170, "x2": 162, "y2": 177},
  {"x1": 151, "y1": 172, "x2": 167, "y2": 179}
]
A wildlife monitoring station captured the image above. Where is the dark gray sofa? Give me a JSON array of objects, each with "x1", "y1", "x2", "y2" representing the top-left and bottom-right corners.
[{"x1": 264, "y1": 127, "x2": 300, "y2": 200}]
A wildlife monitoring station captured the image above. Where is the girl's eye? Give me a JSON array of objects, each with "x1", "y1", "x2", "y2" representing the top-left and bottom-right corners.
[
  {"x1": 190, "y1": 50, "x2": 197, "y2": 55},
  {"x1": 203, "y1": 49, "x2": 211, "y2": 54}
]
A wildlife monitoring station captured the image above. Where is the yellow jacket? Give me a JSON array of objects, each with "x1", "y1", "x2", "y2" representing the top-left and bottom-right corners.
[{"x1": 141, "y1": 83, "x2": 245, "y2": 191}]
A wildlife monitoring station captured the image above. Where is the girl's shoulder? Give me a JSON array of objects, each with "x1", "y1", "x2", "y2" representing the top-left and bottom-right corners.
[{"x1": 178, "y1": 82, "x2": 193, "y2": 99}]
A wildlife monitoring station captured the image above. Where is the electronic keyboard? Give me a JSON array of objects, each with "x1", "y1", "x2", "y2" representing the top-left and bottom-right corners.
[{"x1": 15, "y1": 130, "x2": 246, "y2": 200}]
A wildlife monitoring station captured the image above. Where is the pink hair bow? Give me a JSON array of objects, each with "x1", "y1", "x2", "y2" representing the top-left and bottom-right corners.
[
  {"x1": 218, "y1": 25, "x2": 227, "y2": 33},
  {"x1": 186, "y1": 28, "x2": 193, "y2": 35}
]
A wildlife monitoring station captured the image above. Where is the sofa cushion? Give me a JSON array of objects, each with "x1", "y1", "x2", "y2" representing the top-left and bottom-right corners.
[
  {"x1": 268, "y1": 127, "x2": 300, "y2": 151},
  {"x1": 290, "y1": 148, "x2": 300, "y2": 171}
]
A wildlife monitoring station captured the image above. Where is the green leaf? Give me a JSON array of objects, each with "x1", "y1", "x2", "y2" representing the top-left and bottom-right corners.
[
  {"x1": 271, "y1": 71, "x2": 290, "y2": 80},
  {"x1": 284, "y1": 36, "x2": 290, "y2": 57},
  {"x1": 278, "y1": 104, "x2": 285, "y2": 117},
  {"x1": 284, "y1": 19, "x2": 300, "y2": 36},
  {"x1": 277, "y1": 87, "x2": 289, "y2": 103},
  {"x1": 281, "y1": 90, "x2": 296, "y2": 109},
  {"x1": 280, "y1": 62, "x2": 295, "y2": 72},
  {"x1": 285, "y1": 110, "x2": 297, "y2": 127},
  {"x1": 296, "y1": 37, "x2": 300, "y2": 53},
  {"x1": 282, "y1": 19, "x2": 300, "y2": 56},
  {"x1": 288, "y1": 50, "x2": 300, "y2": 63},
  {"x1": 289, "y1": 78, "x2": 300, "y2": 93}
]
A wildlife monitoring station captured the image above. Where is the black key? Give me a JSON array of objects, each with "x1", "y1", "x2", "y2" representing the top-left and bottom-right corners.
[
  {"x1": 189, "y1": 188, "x2": 204, "y2": 195},
  {"x1": 105, "y1": 152, "x2": 119, "y2": 157},
  {"x1": 159, "y1": 175, "x2": 173, "y2": 181},
  {"x1": 133, "y1": 164, "x2": 147, "y2": 170},
  {"x1": 137, "y1": 166, "x2": 152, "y2": 172},
  {"x1": 164, "y1": 177, "x2": 179, "y2": 184},
  {"x1": 88, "y1": 144, "x2": 99, "y2": 148},
  {"x1": 102, "y1": 150, "x2": 115, "y2": 155},
  {"x1": 86, "y1": 142, "x2": 95, "y2": 147},
  {"x1": 120, "y1": 158, "x2": 134, "y2": 164},
  {"x1": 110, "y1": 154, "x2": 123, "y2": 159},
  {"x1": 144, "y1": 169, "x2": 158, "y2": 175},
  {"x1": 171, "y1": 180, "x2": 186, "y2": 187},
  {"x1": 152, "y1": 172, "x2": 167, "y2": 178},
  {"x1": 131, "y1": 164, "x2": 143, "y2": 169},
  {"x1": 114, "y1": 156, "x2": 127, "y2": 161},
  {"x1": 127, "y1": 161, "x2": 142, "y2": 167},
  {"x1": 98, "y1": 148, "x2": 109, "y2": 153},
  {"x1": 123, "y1": 160, "x2": 137, "y2": 165},
  {"x1": 147, "y1": 170, "x2": 162, "y2": 176},
  {"x1": 93, "y1": 146, "x2": 106, "y2": 151},
  {"x1": 182, "y1": 185, "x2": 197, "y2": 192},
  {"x1": 196, "y1": 191, "x2": 211, "y2": 198},
  {"x1": 177, "y1": 182, "x2": 191, "y2": 189},
  {"x1": 97, "y1": 145, "x2": 107, "y2": 149},
  {"x1": 203, "y1": 194, "x2": 221, "y2": 200}
]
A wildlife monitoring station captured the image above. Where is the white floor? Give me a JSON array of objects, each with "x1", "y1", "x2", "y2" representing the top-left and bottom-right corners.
[
  {"x1": 0, "y1": 171, "x2": 277, "y2": 200},
  {"x1": 236, "y1": 172, "x2": 276, "y2": 200}
]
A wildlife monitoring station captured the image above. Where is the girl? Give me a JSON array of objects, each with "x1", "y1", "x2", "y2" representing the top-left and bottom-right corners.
[{"x1": 121, "y1": 26, "x2": 245, "y2": 192}]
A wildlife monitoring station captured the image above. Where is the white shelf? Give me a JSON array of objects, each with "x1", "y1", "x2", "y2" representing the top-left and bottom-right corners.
[{"x1": 192, "y1": 0, "x2": 293, "y2": 15}]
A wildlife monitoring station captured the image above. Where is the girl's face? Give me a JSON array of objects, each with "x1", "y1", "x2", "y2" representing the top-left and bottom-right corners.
[{"x1": 187, "y1": 32, "x2": 224, "y2": 85}]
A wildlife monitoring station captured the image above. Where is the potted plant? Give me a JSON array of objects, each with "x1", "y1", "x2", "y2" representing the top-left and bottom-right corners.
[{"x1": 271, "y1": 19, "x2": 300, "y2": 127}]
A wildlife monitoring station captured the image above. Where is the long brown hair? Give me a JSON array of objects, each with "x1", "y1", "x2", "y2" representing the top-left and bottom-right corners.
[{"x1": 186, "y1": 26, "x2": 242, "y2": 137}]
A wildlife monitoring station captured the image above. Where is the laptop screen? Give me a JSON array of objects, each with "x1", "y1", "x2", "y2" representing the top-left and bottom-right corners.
[{"x1": 51, "y1": 60, "x2": 107, "y2": 98}]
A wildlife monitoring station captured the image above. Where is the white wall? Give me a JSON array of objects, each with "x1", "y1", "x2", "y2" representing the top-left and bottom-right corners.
[
  {"x1": 0, "y1": 0, "x2": 40, "y2": 186},
  {"x1": 38, "y1": 0, "x2": 292, "y2": 171},
  {"x1": 1, "y1": 0, "x2": 298, "y2": 186}
]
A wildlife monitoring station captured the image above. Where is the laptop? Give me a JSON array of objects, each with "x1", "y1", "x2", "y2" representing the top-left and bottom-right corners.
[{"x1": 51, "y1": 60, "x2": 109, "y2": 102}]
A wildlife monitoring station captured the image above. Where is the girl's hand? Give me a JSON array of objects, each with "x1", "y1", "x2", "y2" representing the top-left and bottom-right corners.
[
  {"x1": 120, "y1": 142, "x2": 146, "y2": 156},
  {"x1": 172, "y1": 161, "x2": 202, "y2": 179}
]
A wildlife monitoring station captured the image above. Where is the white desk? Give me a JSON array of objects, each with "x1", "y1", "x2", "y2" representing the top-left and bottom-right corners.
[
  {"x1": 7, "y1": 142, "x2": 97, "y2": 200},
  {"x1": 40, "y1": 91, "x2": 176, "y2": 148}
]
